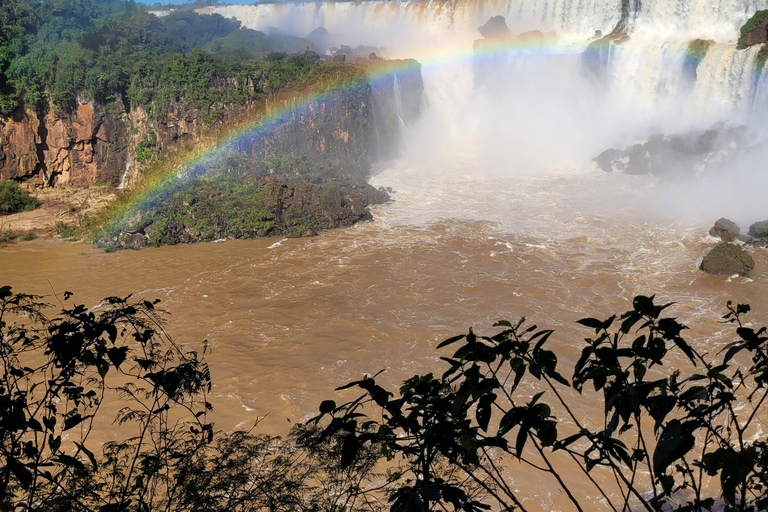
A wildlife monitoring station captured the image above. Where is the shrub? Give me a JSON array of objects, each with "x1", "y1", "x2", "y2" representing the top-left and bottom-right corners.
[
  {"x1": 0, "y1": 180, "x2": 38, "y2": 216},
  {"x1": 54, "y1": 221, "x2": 80, "y2": 240},
  {"x1": 0, "y1": 228, "x2": 17, "y2": 244}
]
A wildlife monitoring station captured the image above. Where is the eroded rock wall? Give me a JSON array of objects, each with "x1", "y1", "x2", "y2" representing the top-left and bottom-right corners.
[{"x1": 0, "y1": 64, "x2": 424, "y2": 190}]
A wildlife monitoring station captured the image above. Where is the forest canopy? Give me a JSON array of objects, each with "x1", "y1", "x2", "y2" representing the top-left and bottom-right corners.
[{"x1": 0, "y1": 0, "x2": 318, "y2": 117}]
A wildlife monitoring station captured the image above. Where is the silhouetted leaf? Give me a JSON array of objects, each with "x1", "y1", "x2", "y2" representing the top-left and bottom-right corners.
[
  {"x1": 319, "y1": 400, "x2": 336, "y2": 414},
  {"x1": 437, "y1": 334, "x2": 465, "y2": 349}
]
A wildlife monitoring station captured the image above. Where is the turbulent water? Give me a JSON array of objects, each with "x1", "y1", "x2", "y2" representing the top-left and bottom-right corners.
[{"x1": 4, "y1": 1, "x2": 768, "y2": 509}]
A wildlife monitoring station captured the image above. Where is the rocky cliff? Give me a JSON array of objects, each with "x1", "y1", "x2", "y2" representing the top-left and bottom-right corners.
[{"x1": 0, "y1": 60, "x2": 424, "y2": 191}]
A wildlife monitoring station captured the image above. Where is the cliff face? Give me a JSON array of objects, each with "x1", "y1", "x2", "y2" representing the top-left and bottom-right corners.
[
  {"x1": 0, "y1": 105, "x2": 129, "y2": 187},
  {"x1": 0, "y1": 63, "x2": 424, "y2": 190}
]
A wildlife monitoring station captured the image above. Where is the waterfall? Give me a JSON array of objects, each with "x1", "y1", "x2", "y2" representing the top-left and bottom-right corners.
[
  {"x1": 200, "y1": 0, "x2": 768, "y2": 164},
  {"x1": 393, "y1": 73, "x2": 407, "y2": 130},
  {"x1": 118, "y1": 158, "x2": 130, "y2": 190}
]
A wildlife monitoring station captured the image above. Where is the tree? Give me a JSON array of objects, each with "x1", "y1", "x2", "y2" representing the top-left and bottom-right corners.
[
  {"x1": 0, "y1": 285, "x2": 213, "y2": 511},
  {"x1": 310, "y1": 296, "x2": 768, "y2": 512},
  {"x1": 0, "y1": 285, "x2": 382, "y2": 512}
]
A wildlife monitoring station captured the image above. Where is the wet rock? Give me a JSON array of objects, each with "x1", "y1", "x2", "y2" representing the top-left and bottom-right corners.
[
  {"x1": 739, "y1": 10, "x2": 768, "y2": 47},
  {"x1": 593, "y1": 124, "x2": 747, "y2": 179},
  {"x1": 477, "y1": 16, "x2": 512, "y2": 40},
  {"x1": 709, "y1": 218, "x2": 741, "y2": 242},
  {"x1": 332, "y1": 54, "x2": 346, "y2": 62},
  {"x1": 700, "y1": 243, "x2": 755, "y2": 276},
  {"x1": 749, "y1": 220, "x2": 768, "y2": 238},
  {"x1": 594, "y1": 148, "x2": 623, "y2": 173},
  {"x1": 748, "y1": 220, "x2": 768, "y2": 238}
]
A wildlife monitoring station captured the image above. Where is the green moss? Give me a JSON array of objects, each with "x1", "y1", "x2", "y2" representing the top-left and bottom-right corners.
[
  {"x1": 686, "y1": 39, "x2": 712, "y2": 61},
  {"x1": 739, "y1": 10, "x2": 768, "y2": 46},
  {"x1": 700, "y1": 242, "x2": 755, "y2": 276},
  {"x1": 757, "y1": 44, "x2": 768, "y2": 70}
]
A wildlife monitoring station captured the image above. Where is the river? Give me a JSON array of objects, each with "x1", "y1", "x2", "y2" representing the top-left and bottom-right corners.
[{"x1": 2, "y1": 154, "x2": 766, "y2": 435}]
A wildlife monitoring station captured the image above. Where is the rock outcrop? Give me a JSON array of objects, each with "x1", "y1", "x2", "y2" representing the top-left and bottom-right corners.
[
  {"x1": 593, "y1": 124, "x2": 746, "y2": 177},
  {"x1": 709, "y1": 218, "x2": 741, "y2": 242},
  {"x1": 97, "y1": 176, "x2": 390, "y2": 251},
  {"x1": 0, "y1": 101, "x2": 223, "y2": 189},
  {"x1": 738, "y1": 10, "x2": 768, "y2": 47},
  {"x1": 748, "y1": 220, "x2": 768, "y2": 238},
  {"x1": 0, "y1": 62, "x2": 425, "y2": 192},
  {"x1": 700, "y1": 243, "x2": 755, "y2": 276}
]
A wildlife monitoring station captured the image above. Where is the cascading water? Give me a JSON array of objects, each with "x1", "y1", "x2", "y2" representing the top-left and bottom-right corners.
[
  {"x1": 392, "y1": 73, "x2": 407, "y2": 130},
  {"x1": 117, "y1": 158, "x2": 131, "y2": 190},
  {"x1": 199, "y1": 0, "x2": 768, "y2": 220}
]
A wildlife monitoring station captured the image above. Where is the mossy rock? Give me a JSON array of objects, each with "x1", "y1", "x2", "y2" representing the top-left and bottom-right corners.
[
  {"x1": 749, "y1": 220, "x2": 768, "y2": 238},
  {"x1": 700, "y1": 243, "x2": 754, "y2": 276},
  {"x1": 739, "y1": 10, "x2": 768, "y2": 47}
]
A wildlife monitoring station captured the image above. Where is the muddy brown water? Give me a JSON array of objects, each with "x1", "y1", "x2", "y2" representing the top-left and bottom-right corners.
[{"x1": 1, "y1": 161, "x2": 767, "y2": 510}]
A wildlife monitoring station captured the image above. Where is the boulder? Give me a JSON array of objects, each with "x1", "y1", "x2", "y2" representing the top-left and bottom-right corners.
[
  {"x1": 748, "y1": 220, "x2": 768, "y2": 238},
  {"x1": 332, "y1": 54, "x2": 346, "y2": 62},
  {"x1": 594, "y1": 148, "x2": 623, "y2": 173},
  {"x1": 709, "y1": 218, "x2": 740, "y2": 242},
  {"x1": 700, "y1": 243, "x2": 755, "y2": 276},
  {"x1": 478, "y1": 16, "x2": 511, "y2": 40}
]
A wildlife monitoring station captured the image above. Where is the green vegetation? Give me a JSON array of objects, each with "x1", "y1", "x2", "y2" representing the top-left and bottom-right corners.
[
  {"x1": 20, "y1": 231, "x2": 37, "y2": 241},
  {"x1": 0, "y1": 228, "x2": 17, "y2": 244},
  {"x1": 758, "y1": 44, "x2": 768, "y2": 70},
  {"x1": 739, "y1": 10, "x2": 768, "y2": 46},
  {"x1": 54, "y1": 220, "x2": 80, "y2": 240},
  {"x1": 4, "y1": 287, "x2": 768, "y2": 511},
  {"x1": 93, "y1": 150, "x2": 370, "y2": 250},
  {"x1": 135, "y1": 132, "x2": 158, "y2": 164},
  {"x1": 0, "y1": 180, "x2": 38, "y2": 216},
  {"x1": 0, "y1": 0, "x2": 331, "y2": 117}
]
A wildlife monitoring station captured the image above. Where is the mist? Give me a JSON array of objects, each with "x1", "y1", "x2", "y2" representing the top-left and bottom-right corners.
[{"x1": 200, "y1": 0, "x2": 768, "y2": 229}]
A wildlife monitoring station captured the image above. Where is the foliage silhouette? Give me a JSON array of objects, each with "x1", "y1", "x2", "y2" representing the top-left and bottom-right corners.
[
  {"x1": 311, "y1": 296, "x2": 768, "y2": 512},
  {"x1": 0, "y1": 285, "x2": 381, "y2": 512}
]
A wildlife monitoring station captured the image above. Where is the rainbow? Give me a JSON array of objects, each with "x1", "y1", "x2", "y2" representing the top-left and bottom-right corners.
[{"x1": 98, "y1": 36, "x2": 583, "y2": 237}]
